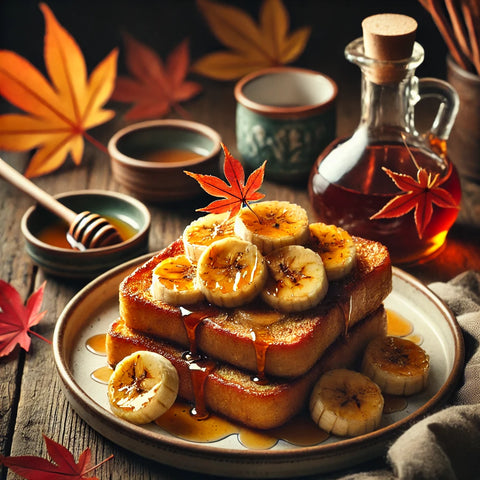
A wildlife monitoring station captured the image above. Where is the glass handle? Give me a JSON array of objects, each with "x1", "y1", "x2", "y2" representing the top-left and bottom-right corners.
[{"x1": 416, "y1": 77, "x2": 460, "y2": 141}]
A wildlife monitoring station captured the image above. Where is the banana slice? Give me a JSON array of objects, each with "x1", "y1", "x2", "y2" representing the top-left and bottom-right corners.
[
  {"x1": 234, "y1": 201, "x2": 310, "y2": 254},
  {"x1": 362, "y1": 336, "x2": 430, "y2": 396},
  {"x1": 196, "y1": 237, "x2": 267, "y2": 308},
  {"x1": 309, "y1": 369, "x2": 384, "y2": 437},
  {"x1": 183, "y1": 212, "x2": 236, "y2": 262},
  {"x1": 108, "y1": 350, "x2": 179, "y2": 425},
  {"x1": 309, "y1": 222, "x2": 357, "y2": 281},
  {"x1": 261, "y1": 245, "x2": 328, "y2": 313},
  {"x1": 151, "y1": 254, "x2": 204, "y2": 305}
]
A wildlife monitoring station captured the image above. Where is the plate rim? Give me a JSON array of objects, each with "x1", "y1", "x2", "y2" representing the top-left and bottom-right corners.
[{"x1": 53, "y1": 256, "x2": 465, "y2": 476}]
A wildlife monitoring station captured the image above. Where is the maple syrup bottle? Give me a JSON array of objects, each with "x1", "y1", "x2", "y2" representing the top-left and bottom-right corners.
[{"x1": 309, "y1": 14, "x2": 461, "y2": 264}]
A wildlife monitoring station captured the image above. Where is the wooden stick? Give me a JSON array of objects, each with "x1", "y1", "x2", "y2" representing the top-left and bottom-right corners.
[
  {"x1": 419, "y1": 0, "x2": 471, "y2": 70},
  {"x1": 462, "y1": 0, "x2": 480, "y2": 74},
  {"x1": 445, "y1": 0, "x2": 472, "y2": 59}
]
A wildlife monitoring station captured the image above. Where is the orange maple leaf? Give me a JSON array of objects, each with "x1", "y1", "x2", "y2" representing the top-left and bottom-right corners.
[
  {"x1": 0, "y1": 3, "x2": 118, "y2": 178},
  {"x1": 112, "y1": 34, "x2": 202, "y2": 120},
  {"x1": 185, "y1": 144, "x2": 265, "y2": 218},
  {"x1": 192, "y1": 0, "x2": 311, "y2": 80}
]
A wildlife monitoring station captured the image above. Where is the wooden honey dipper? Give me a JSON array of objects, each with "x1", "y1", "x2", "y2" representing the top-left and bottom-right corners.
[{"x1": 0, "y1": 157, "x2": 123, "y2": 250}]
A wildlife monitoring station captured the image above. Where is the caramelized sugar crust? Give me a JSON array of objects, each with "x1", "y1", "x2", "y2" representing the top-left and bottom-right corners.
[{"x1": 119, "y1": 236, "x2": 392, "y2": 378}]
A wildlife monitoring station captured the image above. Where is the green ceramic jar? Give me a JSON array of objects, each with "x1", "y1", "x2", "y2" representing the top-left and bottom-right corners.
[{"x1": 235, "y1": 67, "x2": 337, "y2": 183}]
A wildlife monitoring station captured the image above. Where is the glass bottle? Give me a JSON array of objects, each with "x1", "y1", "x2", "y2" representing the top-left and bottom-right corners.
[{"x1": 308, "y1": 14, "x2": 461, "y2": 265}]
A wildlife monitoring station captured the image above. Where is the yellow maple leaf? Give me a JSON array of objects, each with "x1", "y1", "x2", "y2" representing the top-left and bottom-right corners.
[
  {"x1": 192, "y1": 0, "x2": 311, "y2": 80},
  {"x1": 0, "y1": 3, "x2": 118, "y2": 178}
]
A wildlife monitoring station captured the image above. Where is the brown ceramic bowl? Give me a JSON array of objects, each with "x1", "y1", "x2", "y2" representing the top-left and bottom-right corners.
[
  {"x1": 108, "y1": 119, "x2": 223, "y2": 202},
  {"x1": 21, "y1": 190, "x2": 151, "y2": 279}
]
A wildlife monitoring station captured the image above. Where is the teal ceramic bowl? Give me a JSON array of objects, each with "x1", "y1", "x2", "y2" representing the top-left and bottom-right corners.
[
  {"x1": 108, "y1": 119, "x2": 223, "y2": 202},
  {"x1": 21, "y1": 190, "x2": 151, "y2": 279},
  {"x1": 234, "y1": 67, "x2": 337, "y2": 184}
]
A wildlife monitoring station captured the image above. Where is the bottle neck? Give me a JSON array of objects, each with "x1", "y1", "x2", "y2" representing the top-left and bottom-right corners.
[{"x1": 359, "y1": 71, "x2": 417, "y2": 142}]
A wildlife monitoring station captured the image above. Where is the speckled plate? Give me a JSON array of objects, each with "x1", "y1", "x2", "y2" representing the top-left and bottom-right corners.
[{"x1": 53, "y1": 256, "x2": 464, "y2": 478}]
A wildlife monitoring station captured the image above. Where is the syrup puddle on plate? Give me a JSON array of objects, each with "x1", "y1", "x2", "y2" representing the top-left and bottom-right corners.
[{"x1": 85, "y1": 328, "x2": 409, "y2": 450}]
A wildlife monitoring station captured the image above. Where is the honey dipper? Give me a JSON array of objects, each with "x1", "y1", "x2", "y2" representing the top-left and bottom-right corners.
[{"x1": 0, "y1": 157, "x2": 122, "y2": 250}]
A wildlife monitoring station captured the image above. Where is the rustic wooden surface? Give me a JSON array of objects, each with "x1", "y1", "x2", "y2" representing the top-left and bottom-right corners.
[{"x1": 1, "y1": 1, "x2": 480, "y2": 479}]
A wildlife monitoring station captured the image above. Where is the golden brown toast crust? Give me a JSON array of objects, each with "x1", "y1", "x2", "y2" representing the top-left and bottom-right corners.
[
  {"x1": 119, "y1": 236, "x2": 392, "y2": 377},
  {"x1": 107, "y1": 306, "x2": 386, "y2": 430}
]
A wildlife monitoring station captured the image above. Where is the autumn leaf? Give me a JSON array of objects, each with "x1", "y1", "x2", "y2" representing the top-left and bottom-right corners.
[
  {"x1": 0, "y1": 433, "x2": 113, "y2": 480},
  {"x1": 192, "y1": 0, "x2": 311, "y2": 80},
  {"x1": 185, "y1": 143, "x2": 265, "y2": 217},
  {"x1": 0, "y1": 3, "x2": 118, "y2": 178},
  {"x1": 370, "y1": 166, "x2": 459, "y2": 239},
  {"x1": 0, "y1": 279, "x2": 50, "y2": 357},
  {"x1": 112, "y1": 34, "x2": 202, "y2": 120}
]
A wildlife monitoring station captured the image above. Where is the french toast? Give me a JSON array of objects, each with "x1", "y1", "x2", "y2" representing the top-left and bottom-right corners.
[
  {"x1": 119, "y1": 235, "x2": 392, "y2": 378},
  {"x1": 107, "y1": 305, "x2": 386, "y2": 430}
]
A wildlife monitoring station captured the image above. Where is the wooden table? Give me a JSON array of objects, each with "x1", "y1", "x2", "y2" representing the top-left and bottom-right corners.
[{"x1": 1, "y1": 1, "x2": 480, "y2": 478}]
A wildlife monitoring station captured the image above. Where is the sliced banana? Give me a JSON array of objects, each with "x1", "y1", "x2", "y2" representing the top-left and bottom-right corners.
[
  {"x1": 309, "y1": 369, "x2": 384, "y2": 437},
  {"x1": 261, "y1": 245, "x2": 328, "y2": 313},
  {"x1": 108, "y1": 350, "x2": 179, "y2": 425},
  {"x1": 183, "y1": 212, "x2": 236, "y2": 263},
  {"x1": 362, "y1": 336, "x2": 430, "y2": 396},
  {"x1": 151, "y1": 254, "x2": 204, "y2": 305},
  {"x1": 309, "y1": 222, "x2": 357, "y2": 281},
  {"x1": 234, "y1": 201, "x2": 310, "y2": 254},
  {"x1": 196, "y1": 237, "x2": 267, "y2": 308}
]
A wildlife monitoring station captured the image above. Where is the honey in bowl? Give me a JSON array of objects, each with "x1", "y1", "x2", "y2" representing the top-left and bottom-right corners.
[
  {"x1": 37, "y1": 216, "x2": 137, "y2": 250},
  {"x1": 140, "y1": 148, "x2": 205, "y2": 164}
]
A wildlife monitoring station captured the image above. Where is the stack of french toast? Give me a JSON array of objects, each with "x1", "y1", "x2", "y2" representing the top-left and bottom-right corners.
[{"x1": 106, "y1": 198, "x2": 393, "y2": 432}]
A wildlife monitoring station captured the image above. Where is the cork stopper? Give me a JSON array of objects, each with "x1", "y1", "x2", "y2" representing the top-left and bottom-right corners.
[{"x1": 361, "y1": 13, "x2": 417, "y2": 83}]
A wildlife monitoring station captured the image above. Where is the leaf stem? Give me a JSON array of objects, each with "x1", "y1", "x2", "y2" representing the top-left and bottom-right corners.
[
  {"x1": 84, "y1": 132, "x2": 108, "y2": 154},
  {"x1": 29, "y1": 330, "x2": 52, "y2": 345},
  {"x1": 83, "y1": 454, "x2": 114, "y2": 475},
  {"x1": 245, "y1": 201, "x2": 263, "y2": 224},
  {"x1": 172, "y1": 102, "x2": 192, "y2": 119}
]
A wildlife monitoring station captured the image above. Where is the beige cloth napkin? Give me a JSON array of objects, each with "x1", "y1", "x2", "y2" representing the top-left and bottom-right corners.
[{"x1": 336, "y1": 270, "x2": 480, "y2": 480}]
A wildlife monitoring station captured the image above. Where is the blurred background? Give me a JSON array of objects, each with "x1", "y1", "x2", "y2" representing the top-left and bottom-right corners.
[{"x1": 0, "y1": 0, "x2": 449, "y2": 141}]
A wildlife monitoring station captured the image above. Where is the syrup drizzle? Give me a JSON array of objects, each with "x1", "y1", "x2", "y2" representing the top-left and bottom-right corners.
[
  {"x1": 337, "y1": 295, "x2": 354, "y2": 336},
  {"x1": 84, "y1": 303, "x2": 418, "y2": 447},
  {"x1": 183, "y1": 352, "x2": 215, "y2": 419},
  {"x1": 249, "y1": 328, "x2": 272, "y2": 384}
]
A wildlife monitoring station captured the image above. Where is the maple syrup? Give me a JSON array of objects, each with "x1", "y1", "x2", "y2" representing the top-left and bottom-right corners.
[
  {"x1": 386, "y1": 309, "x2": 414, "y2": 337},
  {"x1": 311, "y1": 142, "x2": 461, "y2": 264},
  {"x1": 140, "y1": 149, "x2": 205, "y2": 164},
  {"x1": 309, "y1": 15, "x2": 462, "y2": 265},
  {"x1": 86, "y1": 333, "x2": 107, "y2": 355},
  {"x1": 37, "y1": 215, "x2": 137, "y2": 250}
]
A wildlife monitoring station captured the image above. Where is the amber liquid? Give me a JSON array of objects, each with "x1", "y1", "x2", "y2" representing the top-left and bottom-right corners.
[
  {"x1": 140, "y1": 149, "x2": 205, "y2": 164},
  {"x1": 310, "y1": 141, "x2": 462, "y2": 264},
  {"x1": 37, "y1": 216, "x2": 137, "y2": 249}
]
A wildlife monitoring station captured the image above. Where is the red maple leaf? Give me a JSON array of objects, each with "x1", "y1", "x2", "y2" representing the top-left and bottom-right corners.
[
  {"x1": 185, "y1": 144, "x2": 266, "y2": 217},
  {"x1": 0, "y1": 433, "x2": 113, "y2": 480},
  {"x1": 0, "y1": 280, "x2": 50, "y2": 357},
  {"x1": 111, "y1": 34, "x2": 202, "y2": 120},
  {"x1": 370, "y1": 166, "x2": 459, "y2": 239}
]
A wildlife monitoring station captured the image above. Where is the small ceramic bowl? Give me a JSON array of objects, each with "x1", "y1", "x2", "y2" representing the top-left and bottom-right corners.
[
  {"x1": 108, "y1": 119, "x2": 223, "y2": 202},
  {"x1": 21, "y1": 190, "x2": 151, "y2": 279}
]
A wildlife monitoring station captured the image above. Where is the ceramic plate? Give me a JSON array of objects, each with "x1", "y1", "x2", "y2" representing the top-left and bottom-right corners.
[{"x1": 53, "y1": 255, "x2": 464, "y2": 478}]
